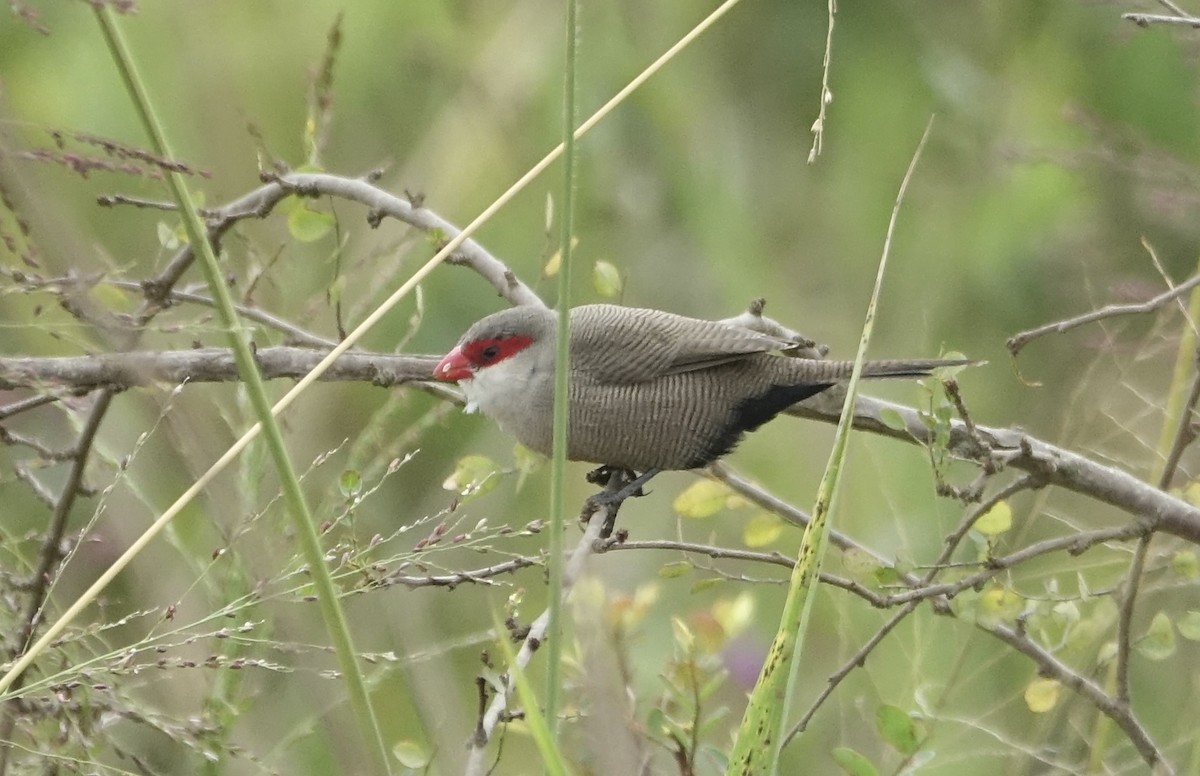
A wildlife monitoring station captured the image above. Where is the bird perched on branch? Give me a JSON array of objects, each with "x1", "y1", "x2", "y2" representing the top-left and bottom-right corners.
[{"x1": 434, "y1": 303, "x2": 974, "y2": 505}]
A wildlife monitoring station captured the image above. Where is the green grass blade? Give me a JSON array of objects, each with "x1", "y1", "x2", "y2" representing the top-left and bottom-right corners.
[
  {"x1": 545, "y1": 0, "x2": 580, "y2": 736},
  {"x1": 91, "y1": 8, "x2": 392, "y2": 775},
  {"x1": 726, "y1": 118, "x2": 934, "y2": 776}
]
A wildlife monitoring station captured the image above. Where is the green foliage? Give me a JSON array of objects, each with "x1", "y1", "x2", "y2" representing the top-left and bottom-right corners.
[
  {"x1": 644, "y1": 615, "x2": 735, "y2": 774},
  {"x1": 674, "y1": 479, "x2": 735, "y2": 519},
  {"x1": 442, "y1": 454, "x2": 501, "y2": 499},
  {"x1": 875, "y1": 704, "x2": 923, "y2": 757},
  {"x1": 831, "y1": 747, "x2": 879, "y2": 776},
  {"x1": 1135, "y1": 611, "x2": 1176, "y2": 662}
]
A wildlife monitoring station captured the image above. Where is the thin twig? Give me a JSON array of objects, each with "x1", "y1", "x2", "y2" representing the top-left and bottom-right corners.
[
  {"x1": 0, "y1": 390, "x2": 113, "y2": 776},
  {"x1": 381, "y1": 558, "x2": 537, "y2": 589},
  {"x1": 0, "y1": 426, "x2": 76, "y2": 461},
  {"x1": 1007, "y1": 272, "x2": 1200, "y2": 358},
  {"x1": 596, "y1": 538, "x2": 887, "y2": 604},
  {"x1": 1114, "y1": 535, "x2": 1152, "y2": 706},
  {"x1": 0, "y1": 395, "x2": 59, "y2": 420},
  {"x1": 1156, "y1": 352, "x2": 1200, "y2": 492},
  {"x1": 12, "y1": 464, "x2": 57, "y2": 509},
  {"x1": 982, "y1": 620, "x2": 1174, "y2": 775},
  {"x1": 462, "y1": 501, "x2": 608, "y2": 776},
  {"x1": 274, "y1": 173, "x2": 544, "y2": 309},
  {"x1": 787, "y1": 602, "x2": 918, "y2": 740},
  {"x1": 784, "y1": 476, "x2": 1046, "y2": 739},
  {"x1": 709, "y1": 463, "x2": 906, "y2": 573},
  {"x1": 14, "y1": 391, "x2": 111, "y2": 652},
  {"x1": 1123, "y1": 11, "x2": 1200, "y2": 26},
  {"x1": 881, "y1": 524, "x2": 1145, "y2": 606},
  {"x1": 932, "y1": 475, "x2": 1044, "y2": 572}
]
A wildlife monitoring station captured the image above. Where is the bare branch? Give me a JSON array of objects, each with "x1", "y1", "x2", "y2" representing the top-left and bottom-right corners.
[
  {"x1": 1006, "y1": 272, "x2": 1200, "y2": 358},
  {"x1": 595, "y1": 537, "x2": 886, "y2": 603},
  {"x1": 1123, "y1": 11, "x2": 1200, "y2": 27},
  {"x1": 788, "y1": 603, "x2": 919, "y2": 740},
  {"x1": 1114, "y1": 535, "x2": 1152, "y2": 706},
  {"x1": 881, "y1": 524, "x2": 1145, "y2": 606},
  {"x1": 380, "y1": 558, "x2": 538, "y2": 590},
  {"x1": 0, "y1": 348, "x2": 439, "y2": 392},
  {"x1": 982, "y1": 620, "x2": 1175, "y2": 775},
  {"x1": 0, "y1": 395, "x2": 60, "y2": 420},
  {"x1": 1157, "y1": 353, "x2": 1200, "y2": 491},
  {"x1": 932, "y1": 475, "x2": 1045, "y2": 571},
  {"x1": 7, "y1": 343, "x2": 1199, "y2": 547},
  {"x1": 788, "y1": 392, "x2": 1200, "y2": 544},
  {"x1": 274, "y1": 172, "x2": 545, "y2": 308},
  {"x1": 462, "y1": 496, "x2": 609, "y2": 776}
]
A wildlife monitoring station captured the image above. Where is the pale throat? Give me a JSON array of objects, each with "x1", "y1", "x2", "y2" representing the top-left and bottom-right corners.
[{"x1": 458, "y1": 354, "x2": 542, "y2": 417}]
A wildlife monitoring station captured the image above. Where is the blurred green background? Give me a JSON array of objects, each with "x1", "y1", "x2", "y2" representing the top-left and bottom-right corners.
[{"x1": 3, "y1": 1, "x2": 1200, "y2": 774}]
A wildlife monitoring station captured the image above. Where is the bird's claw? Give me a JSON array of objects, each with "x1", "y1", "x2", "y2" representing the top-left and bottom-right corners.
[{"x1": 579, "y1": 467, "x2": 661, "y2": 538}]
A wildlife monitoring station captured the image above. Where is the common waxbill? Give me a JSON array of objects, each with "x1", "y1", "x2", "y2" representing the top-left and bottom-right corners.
[{"x1": 434, "y1": 304, "x2": 972, "y2": 474}]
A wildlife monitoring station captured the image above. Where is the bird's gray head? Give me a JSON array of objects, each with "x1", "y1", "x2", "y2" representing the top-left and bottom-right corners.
[{"x1": 433, "y1": 305, "x2": 555, "y2": 382}]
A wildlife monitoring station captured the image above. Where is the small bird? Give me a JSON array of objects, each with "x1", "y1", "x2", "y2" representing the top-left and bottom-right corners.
[{"x1": 434, "y1": 304, "x2": 972, "y2": 480}]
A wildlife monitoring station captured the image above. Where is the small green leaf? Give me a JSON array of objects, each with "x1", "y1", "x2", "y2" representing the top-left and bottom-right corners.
[
  {"x1": 831, "y1": 747, "x2": 880, "y2": 776},
  {"x1": 875, "y1": 704, "x2": 921, "y2": 756},
  {"x1": 512, "y1": 442, "x2": 543, "y2": 492},
  {"x1": 442, "y1": 454, "x2": 499, "y2": 498},
  {"x1": 658, "y1": 560, "x2": 693, "y2": 579},
  {"x1": 592, "y1": 260, "x2": 623, "y2": 298},
  {"x1": 287, "y1": 200, "x2": 334, "y2": 242},
  {"x1": 1171, "y1": 550, "x2": 1199, "y2": 579},
  {"x1": 743, "y1": 512, "x2": 784, "y2": 547},
  {"x1": 327, "y1": 273, "x2": 347, "y2": 305},
  {"x1": 543, "y1": 236, "x2": 578, "y2": 277},
  {"x1": 673, "y1": 479, "x2": 732, "y2": 518},
  {"x1": 974, "y1": 501, "x2": 1012, "y2": 536},
  {"x1": 1024, "y1": 678, "x2": 1061, "y2": 713},
  {"x1": 156, "y1": 220, "x2": 181, "y2": 250},
  {"x1": 1135, "y1": 611, "x2": 1176, "y2": 661},
  {"x1": 872, "y1": 565, "x2": 903, "y2": 587},
  {"x1": 711, "y1": 592, "x2": 755, "y2": 638},
  {"x1": 338, "y1": 469, "x2": 362, "y2": 498},
  {"x1": 392, "y1": 740, "x2": 431, "y2": 768},
  {"x1": 1178, "y1": 611, "x2": 1200, "y2": 641},
  {"x1": 976, "y1": 587, "x2": 1024, "y2": 624},
  {"x1": 878, "y1": 408, "x2": 908, "y2": 432},
  {"x1": 689, "y1": 577, "x2": 724, "y2": 594},
  {"x1": 842, "y1": 547, "x2": 883, "y2": 580}
]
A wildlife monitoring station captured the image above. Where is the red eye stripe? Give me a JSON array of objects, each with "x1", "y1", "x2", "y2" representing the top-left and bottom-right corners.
[{"x1": 461, "y1": 335, "x2": 534, "y2": 367}]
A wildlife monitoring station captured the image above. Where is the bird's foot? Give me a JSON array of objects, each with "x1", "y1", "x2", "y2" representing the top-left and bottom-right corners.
[{"x1": 580, "y1": 467, "x2": 661, "y2": 538}]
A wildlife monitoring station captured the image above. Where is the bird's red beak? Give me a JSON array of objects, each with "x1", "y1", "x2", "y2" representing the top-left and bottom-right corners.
[{"x1": 434, "y1": 345, "x2": 473, "y2": 382}]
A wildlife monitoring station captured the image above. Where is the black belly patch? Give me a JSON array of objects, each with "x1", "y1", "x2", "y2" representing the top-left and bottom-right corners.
[{"x1": 687, "y1": 382, "x2": 834, "y2": 468}]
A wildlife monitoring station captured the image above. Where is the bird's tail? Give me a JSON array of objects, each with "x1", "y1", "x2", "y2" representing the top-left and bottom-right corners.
[
  {"x1": 859, "y1": 357, "x2": 981, "y2": 378},
  {"x1": 786, "y1": 357, "x2": 981, "y2": 383}
]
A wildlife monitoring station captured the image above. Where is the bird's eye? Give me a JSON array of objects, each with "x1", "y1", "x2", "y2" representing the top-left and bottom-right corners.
[{"x1": 480, "y1": 345, "x2": 500, "y2": 361}]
